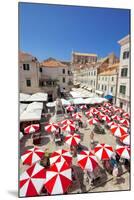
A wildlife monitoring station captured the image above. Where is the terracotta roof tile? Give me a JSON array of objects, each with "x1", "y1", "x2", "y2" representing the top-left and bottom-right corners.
[{"x1": 40, "y1": 58, "x2": 68, "y2": 68}]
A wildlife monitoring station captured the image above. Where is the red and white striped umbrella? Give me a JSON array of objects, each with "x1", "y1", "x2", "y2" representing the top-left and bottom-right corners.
[
  {"x1": 62, "y1": 123, "x2": 75, "y2": 132},
  {"x1": 116, "y1": 146, "x2": 130, "y2": 160},
  {"x1": 103, "y1": 109, "x2": 111, "y2": 114},
  {"x1": 111, "y1": 115, "x2": 121, "y2": 121},
  {"x1": 61, "y1": 119, "x2": 74, "y2": 126},
  {"x1": 85, "y1": 111, "x2": 94, "y2": 118},
  {"x1": 44, "y1": 161, "x2": 72, "y2": 195},
  {"x1": 65, "y1": 133, "x2": 81, "y2": 146},
  {"x1": 72, "y1": 113, "x2": 82, "y2": 120},
  {"x1": 122, "y1": 112, "x2": 130, "y2": 119},
  {"x1": 94, "y1": 144, "x2": 114, "y2": 160},
  {"x1": 113, "y1": 107, "x2": 124, "y2": 113},
  {"x1": 98, "y1": 106, "x2": 105, "y2": 111},
  {"x1": 88, "y1": 118, "x2": 99, "y2": 125},
  {"x1": 66, "y1": 105, "x2": 74, "y2": 112},
  {"x1": 80, "y1": 105, "x2": 87, "y2": 110},
  {"x1": 120, "y1": 134, "x2": 130, "y2": 145},
  {"x1": 90, "y1": 107, "x2": 99, "y2": 114},
  {"x1": 120, "y1": 119, "x2": 129, "y2": 127},
  {"x1": 77, "y1": 150, "x2": 98, "y2": 171},
  {"x1": 101, "y1": 115, "x2": 111, "y2": 123},
  {"x1": 24, "y1": 124, "x2": 40, "y2": 134},
  {"x1": 103, "y1": 102, "x2": 111, "y2": 107},
  {"x1": 50, "y1": 149, "x2": 72, "y2": 166},
  {"x1": 45, "y1": 123, "x2": 59, "y2": 133},
  {"x1": 98, "y1": 112, "x2": 105, "y2": 118},
  {"x1": 107, "y1": 121, "x2": 117, "y2": 127},
  {"x1": 20, "y1": 163, "x2": 46, "y2": 197},
  {"x1": 21, "y1": 147, "x2": 44, "y2": 166},
  {"x1": 110, "y1": 124, "x2": 128, "y2": 137}
]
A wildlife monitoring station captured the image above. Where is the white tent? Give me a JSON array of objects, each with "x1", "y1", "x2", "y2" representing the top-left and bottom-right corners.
[
  {"x1": 20, "y1": 103, "x2": 29, "y2": 115},
  {"x1": 20, "y1": 93, "x2": 31, "y2": 102},
  {"x1": 61, "y1": 99, "x2": 71, "y2": 106},
  {"x1": 20, "y1": 109, "x2": 42, "y2": 122},
  {"x1": 25, "y1": 92, "x2": 48, "y2": 102},
  {"x1": 73, "y1": 98, "x2": 85, "y2": 105},
  {"x1": 26, "y1": 102, "x2": 43, "y2": 112},
  {"x1": 84, "y1": 97, "x2": 108, "y2": 104}
]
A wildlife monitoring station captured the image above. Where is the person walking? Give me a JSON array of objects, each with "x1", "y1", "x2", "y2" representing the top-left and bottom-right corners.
[{"x1": 112, "y1": 164, "x2": 119, "y2": 184}]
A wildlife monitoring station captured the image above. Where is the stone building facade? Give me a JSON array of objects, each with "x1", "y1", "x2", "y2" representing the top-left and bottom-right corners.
[
  {"x1": 19, "y1": 51, "x2": 40, "y2": 94},
  {"x1": 116, "y1": 35, "x2": 130, "y2": 112}
]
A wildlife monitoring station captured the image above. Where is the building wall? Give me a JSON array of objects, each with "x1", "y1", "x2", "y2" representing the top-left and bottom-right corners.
[
  {"x1": 19, "y1": 59, "x2": 40, "y2": 94},
  {"x1": 73, "y1": 67, "x2": 97, "y2": 92},
  {"x1": 116, "y1": 35, "x2": 130, "y2": 112},
  {"x1": 97, "y1": 74, "x2": 118, "y2": 103},
  {"x1": 40, "y1": 66, "x2": 72, "y2": 91}
]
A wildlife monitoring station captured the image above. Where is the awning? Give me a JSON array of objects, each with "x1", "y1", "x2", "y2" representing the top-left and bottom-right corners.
[
  {"x1": 87, "y1": 87, "x2": 92, "y2": 91},
  {"x1": 25, "y1": 92, "x2": 48, "y2": 102},
  {"x1": 20, "y1": 109, "x2": 42, "y2": 122},
  {"x1": 20, "y1": 103, "x2": 29, "y2": 115},
  {"x1": 95, "y1": 90, "x2": 104, "y2": 95},
  {"x1": 104, "y1": 95, "x2": 113, "y2": 100},
  {"x1": 20, "y1": 93, "x2": 31, "y2": 102},
  {"x1": 26, "y1": 102, "x2": 43, "y2": 112}
]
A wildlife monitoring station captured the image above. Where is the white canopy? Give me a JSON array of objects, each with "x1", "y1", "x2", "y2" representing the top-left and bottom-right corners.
[
  {"x1": 87, "y1": 87, "x2": 92, "y2": 91},
  {"x1": 73, "y1": 98, "x2": 85, "y2": 105},
  {"x1": 20, "y1": 109, "x2": 42, "y2": 122},
  {"x1": 25, "y1": 92, "x2": 48, "y2": 102},
  {"x1": 61, "y1": 99, "x2": 71, "y2": 105},
  {"x1": 20, "y1": 93, "x2": 31, "y2": 102},
  {"x1": 26, "y1": 102, "x2": 43, "y2": 112},
  {"x1": 84, "y1": 97, "x2": 108, "y2": 104},
  {"x1": 20, "y1": 103, "x2": 29, "y2": 115},
  {"x1": 95, "y1": 90, "x2": 104, "y2": 95}
]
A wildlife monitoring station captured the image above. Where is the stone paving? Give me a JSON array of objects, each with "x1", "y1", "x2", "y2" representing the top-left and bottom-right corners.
[{"x1": 20, "y1": 111, "x2": 130, "y2": 194}]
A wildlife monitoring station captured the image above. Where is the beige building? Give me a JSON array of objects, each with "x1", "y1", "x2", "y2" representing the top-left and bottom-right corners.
[
  {"x1": 73, "y1": 63, "x2": 98, "y2": 92},
  {"x1": 39, "y1": 58, "x2": 73, "y2": 101},
  {"x1": 97, "y1": 63, "x2": 119, "y2": 103},
  {"x1": 19, "y1": 51, "x2": 40, "y2": 94},
  {"x1": 72, "y1": 51, "x2": 97, "y2": 64},
  {"x1": 116, "y1": 35, "x2": 130, "y2": 112}
]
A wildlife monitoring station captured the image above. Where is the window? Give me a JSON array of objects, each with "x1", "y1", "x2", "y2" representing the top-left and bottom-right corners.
[
  {"x1": 89, "y1": 72, "x2": 90, "y2": 76},
  {"x1": 102, "y1": 77, "x2": 104, "y2": 81},
  {"x1": 63, "y1": 77, "x2": 65, "y2": 83},
  {"x1": 39, "y1": 67, "x2": 42, "y2": 73},
  {"x1": 94, "y1": 80, "x2": 95, "y2": 86},
  {"x1": 62, "y1": 69, "x2": 65, "y2": 74},
  {"x1": 91, "y1": 80, "x2": 93, "y2": 85},
  {"x1": 26, "y1": 79, "x2": 31, "y2": 87},
  {"x1": 39, "y1": 80, "x2": 44, "y2": 87},
  {"x1": 68, "y1": 70, "x2": 70, "y2": 75},
  {"x1": 121, "y1": 68, "x2": 128, "y2": 77},
  {"x1": 120, "y1": 85, "x2": 126, "y2": 95},
  {"x1": 94, "y1": 71, "x2": 96, "y2": 76},
  {"x1": 23, "y1": 64, "x2": 30, "y2": 70},
  {"x1": 111, "y1": 87, "x2": 113, "y2": 92},
  {"x1": 112, "y1": 77, "x2": 114, "y2": 81},
  {"x1": 102, "y1": 85, "x2": 104, "y2": 90},
  {"x1": 123, "y1": 51, "x2": 129, "y2": 59},
  {"x1": 105, "y1": 85, "x2": 107, "y2": 91},
  {"x1": 105, "y1": 77, "x2": 107, "y2": 81},
  {"x1": 120, "y1": 102, "x2": 123, "y2": 108}
]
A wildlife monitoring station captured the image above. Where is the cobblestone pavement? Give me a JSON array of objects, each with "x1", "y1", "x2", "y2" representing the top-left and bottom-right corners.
[{"x1": 20, "y1": 111, "x2": 130, "y2": 193}]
